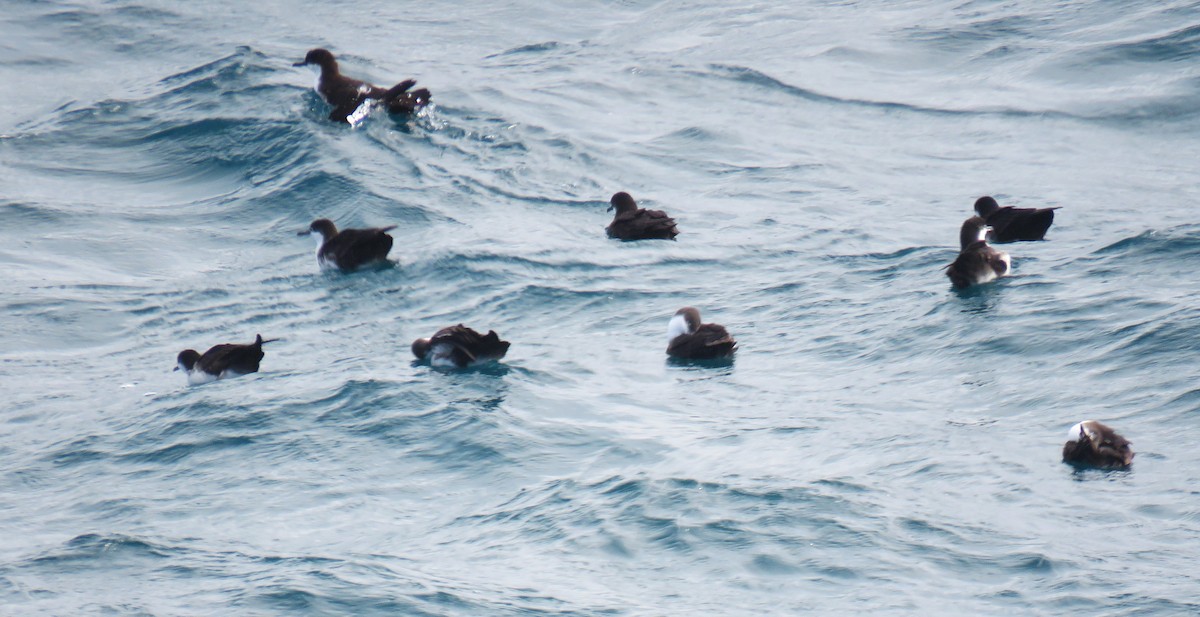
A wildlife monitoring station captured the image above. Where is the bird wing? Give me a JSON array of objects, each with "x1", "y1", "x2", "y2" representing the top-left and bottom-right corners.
[
  {"x1": 428, "y1": 325, "x2": 511, "y2": 366},
  {"x1": 987, "y1": 207, "x2": 1057, "y2": 242},
  {"x1": 668, "y1": 324, "x2": 735, "y2": 358},
  {"x1": 322, "y1": 78, "x2": 376, "y2": 123},
  {"x1": 987, "y1": 249, "x2": 1010, "y2": 276},
  {"x1": 196, "y1": 343, "x2": 264, "y2": 375},
  {"x1": 323, "y1": 227, "x2": 395, "y2": 267}
]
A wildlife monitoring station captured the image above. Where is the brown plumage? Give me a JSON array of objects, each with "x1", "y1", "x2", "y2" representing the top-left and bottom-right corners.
[
  {"x1": 294, "y1": 48, "x2": 431, "y2": 124},
  {"x1": 946, "y1": 216, "x2": 1011, "y2": 289},
  {"x1": 175, "y1": 334, "x2": 277, "y2": 384},
  {"x1": 605, "y1": 192, "x2": 679, "y2": 241},
  {"x1": 974, "y1": 196, "x2": 1059, "y2": 243},
  {"x1": 412, "y1": 325, "x2": 511, "y2": 368},
  {"x1": 666, "y1": 307, "x2": 736, "y2": 360},
  {"x1": 299, "y1": 218, "x2": 395, "y2": 271},
  {"x1": 1062, "y1": 420, "x2": 1133, "y2": 468}
]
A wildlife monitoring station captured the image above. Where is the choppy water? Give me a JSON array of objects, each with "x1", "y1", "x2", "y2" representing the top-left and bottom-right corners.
[{"x1": 3, "y1": 0, "x2": 1200, "y2": 614}]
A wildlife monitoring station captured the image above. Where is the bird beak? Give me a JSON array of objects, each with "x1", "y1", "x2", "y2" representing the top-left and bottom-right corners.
[
  {"x1": 297, "y1": 229, "x2": 311, "y2": 236},
  {"x1": 173, "y1": 366, "x2": 179, "y2": 372},
  {"x1": 293, "y1": 61, "x2": 308, "y2": 67},
  {"x1": 607, "y1": 204, "x2": 615, "y2": 212}
]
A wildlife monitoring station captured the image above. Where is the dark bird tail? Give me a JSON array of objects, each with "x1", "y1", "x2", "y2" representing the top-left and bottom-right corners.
[
  {"x1": 384, "y1": 79, "x2": 417, "y2": 99},
  {"x1": 383, "y1": 80, "x2": 431, "y2": 114},
  {"x1": 480, "y1": 330, "x2": 511, "y2": 359},
  {"x1": 409, "y1": 88, "x2": 431, "y2": 104}
]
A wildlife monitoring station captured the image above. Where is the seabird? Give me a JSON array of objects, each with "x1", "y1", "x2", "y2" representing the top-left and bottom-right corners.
[
  {"x1": 176, "y1": 334, "x2": 277, "y2": 385},
  {"x1": 946, "y1": 216, "x2": 1011, "y2": 289},
  {"x1": 411, "y1": 325, "x2": 511, "y2": 368},
  {"x1": 974, "y1": 196, "x2": 1059, "y2": 243},
  {"x1": 294, "y1": 48, "x2": 431, "y2": 124},
  {"x1": 1062, "y1": 420, "x2": 1133, "y2": 468},
  {"x1": 606, "y1": 192, "x2": 679, "y2": 241},
  {"x1": 666, "y1": 307, "x2": 736, "y2": 360},
  {"x1": 299, "y1": 218, "x2": 395, "y2": 271}
]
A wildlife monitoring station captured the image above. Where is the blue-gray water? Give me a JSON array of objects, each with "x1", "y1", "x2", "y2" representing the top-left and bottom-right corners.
[{"x1": 3, "y1": 0, "x2": 1200, "y2": 614}]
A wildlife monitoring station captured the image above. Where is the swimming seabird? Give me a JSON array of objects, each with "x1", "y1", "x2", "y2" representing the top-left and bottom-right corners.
[
  {"x1": 1062, "y1": 420, "x2": 1133, "y2": 468},
  {"x1": 974, "y1": 196, "x2": 1059, "y2": 243},
  {"x1": 666, "y1": 307, "x2": 736, "y2": 360},
  {"x1": 299, "y1": 218, "x2": 395, "y2": 271},
  {"x1": 294, "y1": 48, "x2": 431, "y2": 124},
  {"x1": 411, "y1": 325, "x2": 511, "y2": 368},
  {"x1": 176, "y1": 334, "x2": 277, "y2": 385},
  {"x1": 606, "y1": 192, "x2": 679, "y2": 241},
  {"x1": 946, "y1": 216, "x2": 1011, "y2": 289}
]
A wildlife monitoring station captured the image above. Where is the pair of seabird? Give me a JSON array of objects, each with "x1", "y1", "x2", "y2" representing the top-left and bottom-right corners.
[
  {"x1": 177, "y1": 324, "x2": 511, "y2": 384},
  {"x1": 409, "y1": 308, "x2": 735, "y2": 365},
  {"x1": 295, "y1": 48, "x2": 430, "y2": 124},
  {"x1": 945, "y1": 196, "x2": 1058, "y2": 288},
  {"x1": 293, "y1": 190, "x2": 680, "y2": 273},
  {"x1": 408, "y1": 308, "x2": 735, "y2": 367}
]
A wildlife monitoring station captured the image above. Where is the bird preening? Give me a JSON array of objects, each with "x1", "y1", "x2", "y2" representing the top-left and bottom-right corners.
[
  {"x1": 666, "y1": 307, "x2": 736, "y2": 360},
  {"x1": 411, "y1": 325, "x2": 511, "y2": 368},
  {"x1": 1062, "y1": 420, "x2": 1133, "y2": 468}
]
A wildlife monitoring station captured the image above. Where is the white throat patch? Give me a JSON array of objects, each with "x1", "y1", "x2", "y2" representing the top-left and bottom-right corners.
[{"x1": 308, "y1": 65, "x2": 322, "y2": 93}]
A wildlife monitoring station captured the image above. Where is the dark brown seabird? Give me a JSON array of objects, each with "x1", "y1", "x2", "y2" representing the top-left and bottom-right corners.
[
  {"x1": 411, "y1": 325, "x2": 511, "y2": 368},
  {"x1": 946, "y1": 216, "x2": 1011, "y2": 289},
  {"x1": 176, "y1": 334, "x2": 277, "y2": 385},
  {"x1": 666, "y1": 307, "x2": 736, "y2": 360},
  {"x1": 974, "y1": 196, "x2": 1059, "y2": 243},
  {"x1": 606, "y1": 192, "x2": 679, "y2": 241},
  {"x1": 299, "y1": 218, "x2": 396, "y2": 271},
  {"x1": 1062, "y1": 420, "x2": 1133, "y2": 468},
  {"x1": 294, "y1": 48, "x2": 431, "y2": 124}
]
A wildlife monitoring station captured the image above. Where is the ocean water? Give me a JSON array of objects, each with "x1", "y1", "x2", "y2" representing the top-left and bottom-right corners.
[{"x1": 2, "y1": 0, "x2": 1200, "y2": 614}]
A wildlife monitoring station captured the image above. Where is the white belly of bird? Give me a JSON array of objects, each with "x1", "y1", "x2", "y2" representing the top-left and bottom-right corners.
[
  {"x1": 974, "y1": 268, "x2": 998, "y2": 285},
  {"x1": 186, "y1": 369, "x2": 219, "y2": 386}
]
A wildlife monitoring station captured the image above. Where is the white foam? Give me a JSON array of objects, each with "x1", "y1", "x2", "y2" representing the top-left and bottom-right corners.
[
  {"x1": 667, "y1": 313, "x2": 691, "y2": 343},
  {"x1": 347, "y1": 99, "x2": 377, "y2": 127}
]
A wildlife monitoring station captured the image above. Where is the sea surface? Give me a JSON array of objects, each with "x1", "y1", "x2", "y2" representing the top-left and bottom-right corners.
[{"x1": 2, "y1": 0, "x2": 1200, "y2": 614}]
